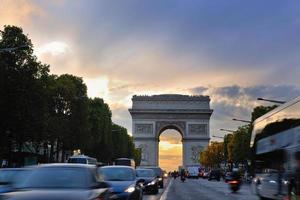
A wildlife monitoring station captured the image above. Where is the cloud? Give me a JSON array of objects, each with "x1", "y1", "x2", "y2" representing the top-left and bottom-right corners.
[
  {"x1": 0, "y1": 0, "x2": 44, "y2": 26},
  {"x1": 191, "y1": 85, "x2": 300, "y2": 138}
]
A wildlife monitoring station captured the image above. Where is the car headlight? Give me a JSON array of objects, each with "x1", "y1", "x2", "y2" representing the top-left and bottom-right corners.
[
  {"x1": 125, "y1": 186, "x2": 136, "y2": 193},
  {"x1": 147, "y1": 180, "x2": 156, "y2": 186},
  {"x1": 158, "y1": 178, "x2": 162, "y2": 181}
]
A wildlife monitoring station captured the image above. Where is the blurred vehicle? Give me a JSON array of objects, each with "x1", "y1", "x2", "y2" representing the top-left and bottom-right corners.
[
  {"x1": 114, "y1": 158, "x2": 136, "y2": 168},
  {"x1": 140, "y1": 167, "x2": 164, "y2": 188},
  {"x1": 201, "y1": 170, "x2": 210, "y2": 179},
  {"x1": 187, "y1": 166, "x2": 200, "y2": 179},
  {"x1": 224, "y1": 171, "x2": 232, "y2": 183},
  {"x1": 136, "y1": 168, "x2": 159, "y2": 194},
  {"x1": 0, "y1": 164, "x2": 111, "y2": 200},
  {"x1": 208, "y1": 169, "x2": 221, "y2": 181},
  {"x1": 98, "y1": 166, "x2": 143, "y2": 200},
  {"x1": 67, "y1": 155, "x2": 97, "y2": 165},
  {"x1": 228, "y1": 179, "x2": 241, "y2": 192},
  {"x1": 251, "y1": 97, "x2": 300, "y2": 200},
  {"x1": 0, "y1": 168, "x2": 31, "y2": 193}
]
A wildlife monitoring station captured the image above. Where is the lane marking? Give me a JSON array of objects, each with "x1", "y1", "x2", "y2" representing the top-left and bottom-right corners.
[{"x1": 159, "y1": 179, "x2": 173, "y2": 200}]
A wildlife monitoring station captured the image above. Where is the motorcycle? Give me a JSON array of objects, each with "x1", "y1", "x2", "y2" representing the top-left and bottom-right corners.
[{"x1": 228, "y1": 179, "x2": 241, "y2": 192}]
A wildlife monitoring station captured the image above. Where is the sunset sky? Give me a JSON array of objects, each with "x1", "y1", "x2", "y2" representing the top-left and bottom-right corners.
[{"x1": 2, "y1": 0, "x2": 300, "y2": 171}]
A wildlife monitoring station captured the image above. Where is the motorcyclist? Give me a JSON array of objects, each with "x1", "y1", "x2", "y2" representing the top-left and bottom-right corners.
[
  {"x1": 180, "y1": 168, "x2": 186, "y2": 178},
  {"x1": 230, "y1": 169, "x2": 241, "y2": 181}
]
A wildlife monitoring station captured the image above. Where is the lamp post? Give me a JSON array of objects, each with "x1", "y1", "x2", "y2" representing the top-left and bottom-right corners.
[
  {"x1": 220, "y1": 128, "x2": 235, "y2": 133},
  {"x1": 257, "y1": 98, "x2": 285, "y2": 104},
  {"x1": 212, "y1": 135, "x2": 224, "y2": 139},
  {"x1": 0, "y1": 45, "x2": 30, "y2": 53},
  {"x1": 232, "y1": 118, "x2": 251, "y2": 123}
]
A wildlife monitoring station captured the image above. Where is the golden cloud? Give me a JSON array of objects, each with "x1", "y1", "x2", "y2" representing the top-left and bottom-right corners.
[{"x1": 0, "y1": 0, "x2": 44, "y2": 26}]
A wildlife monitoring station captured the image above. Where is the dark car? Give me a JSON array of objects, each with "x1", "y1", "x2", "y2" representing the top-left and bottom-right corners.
[
  {"x1": 0, "y1": 164, "x2": 112, "y2": 200},
  {"x1": 208, "y1": 169, "x2": 221, "y2": 181},
  {"x1": 141, "y1": 167, "x2": 164, "y2": 188},
  {"x1": 136, "y1": 169, "x2": 159, "y2": 194},
  {"x1": 0, "y1": 168, "x2": 32, "y2": 194},
  {"x1": 98, "y1": 166, "x2": 143, "y2": 200}
]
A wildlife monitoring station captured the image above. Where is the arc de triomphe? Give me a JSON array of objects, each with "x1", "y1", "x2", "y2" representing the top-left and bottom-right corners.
[{"x1": 129, "y1": 94, "x2": 213, "y2": 167}]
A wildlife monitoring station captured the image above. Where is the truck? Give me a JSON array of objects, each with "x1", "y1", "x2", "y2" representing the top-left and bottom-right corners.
[{"x1": 187, "y1": 165, "x2": 201, "y2": 178}]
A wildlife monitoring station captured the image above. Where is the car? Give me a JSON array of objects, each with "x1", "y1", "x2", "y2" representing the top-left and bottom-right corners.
[
  {"x1": 200, "y1": 170, "x2": 210, "y2": 179},
  {"x1": 208, "y1": 169, "x2": 221, "y2": 181},
  {"x1": 0, "y1": 164, "x2": 112, "y2": 200},
  {"x1": 141, "y1": 167, "x2": 164, "y2": 188},
  {"x1": 136, "y1": 168, "x2": 159, "y2": 194},
  {"x1": 98, "y1": 166, "x2": 143, "y2": 200},
  {"x1": 0, "y1": 168, "x2": 32, "y2": 193}
]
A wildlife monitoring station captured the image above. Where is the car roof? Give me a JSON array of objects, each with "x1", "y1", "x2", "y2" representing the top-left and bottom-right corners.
[
  {"x1": 100, "y1": 165, "x2": 135, "y2": 169},
  {"x1": 0, "y1": 168, "x2": 29, "y2": 171},
  {"x1": 136, "y1": 168, "x2": 154, "y2": 171},
  {"x1": 33, "y1": 163, "x2": 96, "y2": 169}
]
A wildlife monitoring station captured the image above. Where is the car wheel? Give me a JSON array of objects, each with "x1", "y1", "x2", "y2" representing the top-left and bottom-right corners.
[
  {"x1": 259, "y1": 196, "x2": 270, "y2": 200},
  {"x1": 139, "y1": 190, "x2": 143, "y2": 200},
  {"x1": 153, "y1": 187, "x2": 159, "y2": 194},
  {"x1": 160, "y1": 183, "x2": 164, "y2": 188}
]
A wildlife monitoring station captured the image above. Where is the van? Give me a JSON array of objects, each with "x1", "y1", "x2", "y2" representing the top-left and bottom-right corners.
[{"x1": 67, "y1": 155, "x2": 97, "y2": 165}]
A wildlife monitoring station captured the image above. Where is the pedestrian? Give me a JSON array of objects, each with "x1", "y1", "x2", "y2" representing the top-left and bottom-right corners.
[
  {"x1": 276, "y1": 164, "x2": 284, "y2": 196},
  {"x1": 288, "y1": 150, "x2": 300, "y2": 200}
]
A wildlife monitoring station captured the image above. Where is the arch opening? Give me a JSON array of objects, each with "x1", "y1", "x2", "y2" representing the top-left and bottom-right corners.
[{"x1": 159, "y1": 129, "x2": 182, "y2": 172}]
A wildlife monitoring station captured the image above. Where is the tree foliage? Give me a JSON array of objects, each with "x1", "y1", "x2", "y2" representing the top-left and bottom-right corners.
[
  {"x1": 200, "y1": 142, "x2": 224, "y2": 168},
  {"x1": 0, "y1": 25, "x2": 138, "y2": 166}
]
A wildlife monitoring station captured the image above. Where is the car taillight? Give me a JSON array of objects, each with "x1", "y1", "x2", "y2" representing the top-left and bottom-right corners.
[{"x1": 228, "y1": 180, "x2": 239, "y2": 184}]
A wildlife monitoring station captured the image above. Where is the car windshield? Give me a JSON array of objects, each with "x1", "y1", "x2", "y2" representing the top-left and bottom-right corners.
[
  {"x1": 68, "y1": 158, "x2": 87, "y2": 164},
  {"x1": 99, "y1": 167, "x2": 135, "y2": 181},
  {"x1": 146, "y1": 168, "x2": 162, "y2": 177},
  {"x1": 18, "y1": 167, "x2": 90, "y2": 189},
  {"x1": 136, "y1": 169, "x2": 155, "y2": 177}
]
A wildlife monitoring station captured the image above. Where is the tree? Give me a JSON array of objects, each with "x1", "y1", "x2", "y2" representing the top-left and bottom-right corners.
[
  {"x1": 0, "y1": 25, "x2": 49, "y2": 165},
  {"x1": 232, "y1": 125, "x2": 251, "y2": 166},
  {"x1": 200, "y1": 142, "x2": 224, "y2": 168}
]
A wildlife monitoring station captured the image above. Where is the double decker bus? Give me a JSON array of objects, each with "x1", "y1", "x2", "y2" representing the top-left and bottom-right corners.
[{"x1": 251, "y1": 97, "x2": 300, "y2": 200}]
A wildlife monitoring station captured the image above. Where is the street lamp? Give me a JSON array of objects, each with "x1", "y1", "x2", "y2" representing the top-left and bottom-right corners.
[
  {"x1": 212, "y1": 135, "x2": 224, "y2": 139},
  {"x1": 257, "y1": 98, "x2": 285, "y2": 104},
  {"x1": 0, "y1": 45, "x2": 30, "y2": 53},
  {"x1": 220, "y1": 128, "x2": 235, "y2": 133},
  {"x1": 232, "y1": 118, "x2": 251, "y2": 123}
]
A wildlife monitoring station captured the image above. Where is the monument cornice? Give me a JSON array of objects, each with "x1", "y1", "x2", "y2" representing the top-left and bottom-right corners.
[
  {"x1": 129, "y1": 109, "x2": 213, "y2": 115},
  {"x1": 132, "y1": 94, "x2": 210, "y2": 101}
]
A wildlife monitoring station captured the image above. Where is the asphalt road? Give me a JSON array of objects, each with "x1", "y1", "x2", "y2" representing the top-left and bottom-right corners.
[{"x1": 158, "y1": 178, "x2": 259, "y2": 200}]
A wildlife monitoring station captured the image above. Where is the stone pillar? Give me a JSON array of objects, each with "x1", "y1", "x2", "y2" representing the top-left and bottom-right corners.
[{"x1": 135, "y1": 138, "x2": 158, "y2": 166}]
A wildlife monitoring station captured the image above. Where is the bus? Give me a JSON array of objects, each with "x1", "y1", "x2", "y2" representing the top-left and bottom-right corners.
[
  {"x1": 114, "y1": 158, "x2": 135, "y2": 168},
  {"x1": 67, "y1": 155, "x2": 97, "y2": 165},
  {"x1": 251, "y1": 96, "x2": 300, "y2": 200}
]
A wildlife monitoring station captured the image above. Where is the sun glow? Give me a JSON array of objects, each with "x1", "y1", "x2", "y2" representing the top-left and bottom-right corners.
[
  {"x1": 159, "y1": 130, "x2": 182, "y2": 172},
  {"x1": 85, "y1": 77, "x2": 109, "y2": 99}
]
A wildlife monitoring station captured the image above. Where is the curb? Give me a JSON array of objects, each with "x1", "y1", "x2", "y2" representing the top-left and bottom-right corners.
[{"x1": 159, "y1": 178, "x2": 173, "y2": 200}]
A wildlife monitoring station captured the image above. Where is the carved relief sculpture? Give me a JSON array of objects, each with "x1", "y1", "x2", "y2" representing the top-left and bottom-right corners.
[
  {"x1": 190, "y1": 145, "x2": 204, "y2": 163},
  {"x1": 189, "y1": 124, "x2": 207, "y2": 135},
  {"x1": 135, "y1": 124, "x2": 153, "y2": 134}
]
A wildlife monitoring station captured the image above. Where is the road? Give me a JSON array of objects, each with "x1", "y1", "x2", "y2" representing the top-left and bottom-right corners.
[{"x1": 144, "y1": 178, "x2": 259, "y2": 200}]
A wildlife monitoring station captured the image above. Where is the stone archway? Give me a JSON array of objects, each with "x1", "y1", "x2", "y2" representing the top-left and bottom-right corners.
[{"x1": 129, "y1": 94, "x2": 213, "y2": 167}]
